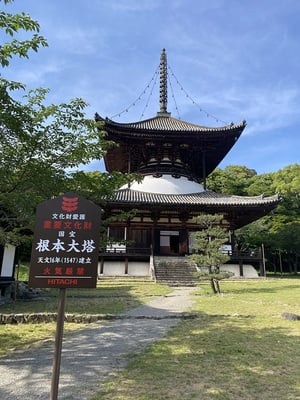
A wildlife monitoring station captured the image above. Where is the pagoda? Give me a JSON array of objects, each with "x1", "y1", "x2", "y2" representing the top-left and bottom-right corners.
[{"x1": 95, "y1": 49, "x2": 279, "y2": 280}]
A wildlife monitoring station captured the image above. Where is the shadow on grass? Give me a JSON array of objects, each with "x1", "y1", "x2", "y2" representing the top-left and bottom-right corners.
[
  {"x1": 0, "y1": 297, "x2": 192, "y2": 399},
  {"x1": 93, "y1": 311, "x2": 300, "y2": 400},
  {"x1": 221, "y1": 282, "x2": 300, "y2": 296},
  {"x1": 0, "y1": 280, "x2": 162, "y2": 315},
  {"x1": 0, "y1": 295, "x2": 299, "y2": 400}
]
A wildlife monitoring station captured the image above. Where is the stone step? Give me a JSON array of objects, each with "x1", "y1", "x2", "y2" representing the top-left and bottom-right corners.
[{"x1": 154, "y1": 256, "x2": 197, "y2": 286}]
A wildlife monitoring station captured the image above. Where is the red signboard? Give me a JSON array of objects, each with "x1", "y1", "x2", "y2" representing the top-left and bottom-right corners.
[{"x1": 29, "y1": 192, "x2": 101, "y2": 289}]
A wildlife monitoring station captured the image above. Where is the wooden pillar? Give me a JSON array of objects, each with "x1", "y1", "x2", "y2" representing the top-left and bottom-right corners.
[
  {"x1": 100, "y1": 257, "x2": 104, "y2": 274},
  {"x1": 128, "y1": 149, "x2": 131, "y2": 175},
  {"x1": 179, "y1": 229, "x2": 188, "y2": 255},
  {"x1": 151, "y1": 225, "x2": 155, "y2": 253},
  {"x1": 260, "y1": 244, "x2": 266, "y2": 277},
  {"x1": 151, "y1": 212, "x2": 159, "y2": 256},
  {"x1": 202, "y1": 151, "x2": 207, "y2": 190},
  {"x1": 239, "y1": 257, "x2": 244, "y2": 277}
]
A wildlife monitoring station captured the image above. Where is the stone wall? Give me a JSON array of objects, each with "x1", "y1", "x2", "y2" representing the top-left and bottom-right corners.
[{"x1": 0, "y1": 312, "x2": 116, "y2": 324}]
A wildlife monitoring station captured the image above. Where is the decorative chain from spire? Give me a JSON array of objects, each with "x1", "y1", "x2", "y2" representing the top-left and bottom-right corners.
[{"x1": 159, "y1": 48, "x2": 168, "y2": 113}]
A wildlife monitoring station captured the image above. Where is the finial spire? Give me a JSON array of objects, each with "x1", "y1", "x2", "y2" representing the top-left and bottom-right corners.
[{"x1": 157, "y1": 48, "x2": 170, "y2": 116}]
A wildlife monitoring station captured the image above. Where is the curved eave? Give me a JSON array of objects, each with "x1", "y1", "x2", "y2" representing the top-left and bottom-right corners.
[
  {"x1": 96, "y1": 113, "x2": 246, "y2": 138},
  {"x1": 102, "y1": 189, "x2": 281, "y2": 229},
  {"x1": 97, "y1": 113, "x2": 247, "y2": 176},
  {"x1": 104, "y1": 189, "x2": 281, "y2": 207}
]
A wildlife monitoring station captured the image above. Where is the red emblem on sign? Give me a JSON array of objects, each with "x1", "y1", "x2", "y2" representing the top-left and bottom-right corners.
[{"x1": 61, "y1": 196, "x2": 78, "y2": 212}]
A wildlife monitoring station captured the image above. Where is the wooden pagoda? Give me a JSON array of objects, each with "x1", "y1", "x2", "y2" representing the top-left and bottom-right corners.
[{"x1": 96, "y1": 49, "x2": 280, "y2": 281}]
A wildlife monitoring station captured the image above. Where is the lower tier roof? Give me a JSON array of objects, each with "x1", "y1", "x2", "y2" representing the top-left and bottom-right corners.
[{"x1": 103, "y1": 189, "x2": 281, "y2": 229}]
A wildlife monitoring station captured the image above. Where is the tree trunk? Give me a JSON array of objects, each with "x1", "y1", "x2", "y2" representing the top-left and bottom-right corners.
[{"x1": 210, "y1": 278, "x2": 221, "y2": 294}]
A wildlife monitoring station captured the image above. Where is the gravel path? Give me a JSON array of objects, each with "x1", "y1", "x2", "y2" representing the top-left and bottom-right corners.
[{"x1": 0, "y1": 287, "x2": 195, "y2": 400}]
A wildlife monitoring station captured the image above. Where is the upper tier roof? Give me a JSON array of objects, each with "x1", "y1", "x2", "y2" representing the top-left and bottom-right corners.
[
  {"x1": 95, "y1": 49, "x2": 246, "y2": 179},
  {"x1": 96, "y1": 113, "x2": 246, "y2": 135},
  {"x1": 95, "y1": 113, "x2": 246, "y2": 178}
]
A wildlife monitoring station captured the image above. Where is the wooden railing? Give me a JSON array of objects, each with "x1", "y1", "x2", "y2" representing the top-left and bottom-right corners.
[
  {"x1": 189, "y1": 249, "x2": 262, "y2": 260},
  {"x1": 100, "y1": 246, "x2": 262, "y2": 261},
  {"x1": 230, "y1": 250, "x2": 262, "y2": 261},
  {"x1": 99, "y1": 246, "x2": 151, "y2": 256}
]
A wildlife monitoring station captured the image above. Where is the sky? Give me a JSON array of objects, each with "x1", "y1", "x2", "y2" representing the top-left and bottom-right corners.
[{"x1": 3, "y1": 0, "x2": 300, "y2": 175}]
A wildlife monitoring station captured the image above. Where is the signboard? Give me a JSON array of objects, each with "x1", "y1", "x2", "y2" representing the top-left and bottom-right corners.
[
  {"x1": 29, "y1": 192, "x2": 101, "y2": 289},
  {"x1": 0, "y1": 244, "x2": 17, "y2": 278}
]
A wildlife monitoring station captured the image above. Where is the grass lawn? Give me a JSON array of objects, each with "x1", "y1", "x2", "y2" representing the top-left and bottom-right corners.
[
  {"x1": 93, "y1": 278, "x2": 300, "y2": 400},
  {"x1": 0, "y1": 274, "x2": 171, "y2": 357},
  {"x1": 1, "y1": 275, "x2": 300, "y2": 399}
]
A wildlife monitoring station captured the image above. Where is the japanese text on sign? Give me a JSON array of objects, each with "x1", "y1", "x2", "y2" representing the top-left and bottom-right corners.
[{"x1": 29, "y1": 193, "x2": 101, "y2": 289}]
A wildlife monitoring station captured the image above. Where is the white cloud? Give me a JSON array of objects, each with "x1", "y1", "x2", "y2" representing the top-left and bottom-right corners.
[
  {"x1": 3, "y1": 0, "x2": 300, "y2": 173},
  {"x1": 109, "y1": 0, "x2": 160, "y2": 12},
  {"x1": 228, "y1": 87, "x2": 300, "y2": 136},
  {"x1": 48, "y1": 27, "x2": 101, "y2": 56}
]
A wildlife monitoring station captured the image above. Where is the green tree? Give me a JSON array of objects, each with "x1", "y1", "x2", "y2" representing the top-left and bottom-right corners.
[
  {"x1": 235, "y1": 165, "x2": 300, "y2": 273},
  {"x1": 246, "y1": 172, "x2": 275, "y2": 197},
  {"x1": 270, "y1": 164, "x2": 300, "y2": 219},
  {"x1": 268, "y1": 165, "x2": 300, "y2": 272},
  {"x1": 207, "y1": 165, "x2": 257, "y2": 195},
  {"x1": 0, "y1": 0, "x2": 48, "y2": 68},
  {"x1": 0, "y1": 1, "x2": 130, "y2": 248},
  {"x1": 1, "y1": 0, "x2": 49, "y2": 243},
  {"x1": 0, "y1": 88, "x2": 113, "y2": 243},
  {"x1": 205, "y1": 162, "x2": 300, "y2": 273},
  {"x1": 188, "y1": 214, "x2": 230, "y2": 293}
]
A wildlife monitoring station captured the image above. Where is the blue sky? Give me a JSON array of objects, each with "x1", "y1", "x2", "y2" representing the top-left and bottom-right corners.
[{"x1": 3, "y1": 0, "x2": 300, "y2": 174}]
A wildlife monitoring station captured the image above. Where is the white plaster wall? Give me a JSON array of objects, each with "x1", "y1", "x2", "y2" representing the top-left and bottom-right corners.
[
  {"x1": 99, "y1": 261, "x2": 150, "y2": 276},
  {"x1": 101, "y1": 261, "x2": 126, "y2": 276},
  {"x1": 220, "y1": 264, "x2": 259, "y2": 278},
  {"x1": 128, "y1": 261, "x2": 150, "y2": 276},
  {"x1": 121, "y1": 175, "x2": 204, "y2": 194}
]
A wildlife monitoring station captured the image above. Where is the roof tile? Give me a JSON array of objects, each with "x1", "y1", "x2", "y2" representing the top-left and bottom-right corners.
[{"x1": 105, "y1": 189, "x2": 280, "y2": 206}]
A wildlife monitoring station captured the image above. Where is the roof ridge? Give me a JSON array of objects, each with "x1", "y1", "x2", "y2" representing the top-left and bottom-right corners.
[
  {"x1": 113, "y1": 188, "x2": 280, "y2": 201},
  {"x1": 98, "y1": 114, "x2": 246, "y2": 132}
]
